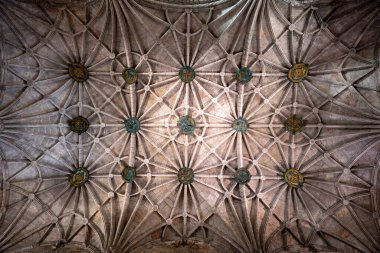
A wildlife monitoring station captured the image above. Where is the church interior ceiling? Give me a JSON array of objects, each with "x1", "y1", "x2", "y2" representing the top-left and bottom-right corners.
[{"x1": 0, "y1": 0, "x2": 379, "y2": 252}]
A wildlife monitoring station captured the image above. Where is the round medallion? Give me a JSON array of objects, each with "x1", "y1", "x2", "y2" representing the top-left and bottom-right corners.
[
  {"x1": 177, "y1": 116, "x2": 196, "y2": 135},
  {"x1": 179, "y1": 66, "x2": 195, "y2": 83},
  {"x1": 236, "y1": 67, "x2": 253, "y2": 84},
  {"x1": 69, "y1": 167, "x2": 89, "y2": 187},
  {"x1": 122, "y1": 68, "x2": 138, "y2": 85},
  {"x1": 288, "y1": 63, "x2": 308, "y2": 83},
  {"x1": 177, "y1": 167, "x2": 194, "y2": 184},
  {"x1": 69, "y1": 116, "x2": 89, "y2": 135},
  {"x1": 124, "y1": 117, "x2": 140, "y2": 133},
  {"x1": 284, "y1": 115, "x2": 305, "y2": 134},
  {"x1": 284, "y1": 168, "x2": 304, "y2": 188},
  {"x1": 68, "y1": 63, "x2": 89, "y2": 82},
  {"x1": 234, "y1": 168, "x2": 251, "y2": 184},
  {"x1": 232, "y1": 117, "x2": 248, "y2": 133},
  {"x1": 121, "y1": 166, "x2": 136, "y2": 183}
]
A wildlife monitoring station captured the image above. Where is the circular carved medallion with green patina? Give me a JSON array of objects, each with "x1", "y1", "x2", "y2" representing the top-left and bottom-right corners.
[
  {"x1": 234, "y1": 168, "x2": 251, "y2": 184},
  {"x1": 284, "y1": 115, "x2": 305, "y2": 134},
  {"x1": 288, "y1": 63, "x2": 308, "y2": 83},
  {"x1": 236, "y1": 67, "x2": 253, "y2": 84},
  {"x1": 124, "y1": 117, "x2": 140, "y2": 133},
  {"x1": 122, "y1": 68, "x2": 138, "y2": 85},
  {"x1": 121, "y1": 166, "x2": 136, "y2": 183},
  {"x1": 179, "y1": 66, "x2": 195, "y2": 83},
  {"x1": 177, "y1": 116, "x2": 196, "y2": 135},
  {"x1": 177, "y1": 167, "x2": 194, "y2": 184},
  {"x1": 69, "y1": 167, "x2": 89, "y2": 187},
  {"x1": 284, "y1": 168, "x2": 304, "y2": 188},
  {"x1": 68, "y1": 63, "x2": 89, "y2": 82},
  {"x1": 232, "y1": 117, "x2": 248, "y2": 133},
  {"x1": 69, "y1": 116, "x2": 89, "y2": 135}
]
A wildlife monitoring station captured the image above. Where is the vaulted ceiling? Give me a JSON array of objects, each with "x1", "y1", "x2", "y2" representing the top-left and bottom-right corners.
[{"x1": 0, "y1": 0, "x2": 379, "y2": 252}]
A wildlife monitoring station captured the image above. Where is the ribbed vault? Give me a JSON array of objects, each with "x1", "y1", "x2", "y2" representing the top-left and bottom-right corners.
[{"x1": 0, "y1": 0, "x2": 379, "y2": 252}]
